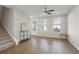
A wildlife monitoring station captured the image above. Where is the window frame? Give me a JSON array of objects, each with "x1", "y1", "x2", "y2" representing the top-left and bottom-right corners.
[
  {"x1": 41, "y1": 19, "x2": 47, "y2": 31},
  {"x1": 32, "y1": 20, "x2": 37, "y2": 31},
  {"x1": 53, "y1": 18, "x2": 61, "y2": 32}
]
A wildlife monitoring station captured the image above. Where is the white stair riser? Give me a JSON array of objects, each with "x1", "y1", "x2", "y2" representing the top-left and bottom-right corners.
[
  {"x1": 0, "y1": 24, "x2": 14, "y2": 51},
  {"x1": 0, "y1": 42, "x2": 14, "y2": 51},
  {"x1": 0, "y1": 39, "x2": 12, "y2": 45}
]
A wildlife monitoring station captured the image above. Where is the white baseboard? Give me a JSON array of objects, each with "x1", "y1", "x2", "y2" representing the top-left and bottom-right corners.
[
  {"x1": 67, "y1": 36, "x2": 79, "y2": 51},
  {"x1": 32, "y1": 34, "x2": 60, "y2": 38},
  {"x1": 1, "y1": 22, "x2": 19, "y2": 45}
]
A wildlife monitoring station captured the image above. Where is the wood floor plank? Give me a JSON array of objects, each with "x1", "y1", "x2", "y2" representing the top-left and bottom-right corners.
[{"x1": 0, "y1": 35, "x2": 79, "y2": 54}]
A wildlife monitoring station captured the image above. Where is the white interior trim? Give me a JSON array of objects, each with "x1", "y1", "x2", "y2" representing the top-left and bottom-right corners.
[{"x1": 67, "y1": 36, "x2": 79, "y2": 51}]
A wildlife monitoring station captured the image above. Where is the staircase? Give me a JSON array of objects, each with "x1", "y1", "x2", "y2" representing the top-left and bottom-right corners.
[{"x1": 0, "y1": 23, "x2": 15, "y2": 52}]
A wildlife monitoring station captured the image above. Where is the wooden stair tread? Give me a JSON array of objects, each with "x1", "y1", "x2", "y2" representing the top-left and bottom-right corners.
[
  {"x1": 0, "y1": 39, "x2": 13, "y2": 45},
  {"x1": 0, "y1": 23, "x2": 14, "y2": 52},
  {"x1": 0, "y1": 31, "x2": 7, "y2": 33},
  {"x1": 0, "y1": 42, "x2": 14, "y2": 51},
  {"x1": 0, "y1": 33, "x2": 9, "y2": 37},
  {"x1": 0, "y1": 36, "x2": 11, "y2": 39}
]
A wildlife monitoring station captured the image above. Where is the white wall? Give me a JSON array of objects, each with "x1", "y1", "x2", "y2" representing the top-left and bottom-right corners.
[
  {"x1": 68, "y1": 6, "x2": 79, "y2": 50},
  {"x1": 14, "y1": 9, "x2": 30, "y2": 44},
  {"x1": 31, "y1": 15, "x2": 67, "y2": 38},
  {"x1": 1, "y1": 8, "x2": 30, "y2": 45},
  {"x1": 1, "y1": 7, "x2": 14, "y2": 40}
]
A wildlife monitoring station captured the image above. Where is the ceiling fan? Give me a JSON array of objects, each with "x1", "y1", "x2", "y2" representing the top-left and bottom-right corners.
[{"x1": 42, "y1": 7, "x2": 54, "y2": 15}]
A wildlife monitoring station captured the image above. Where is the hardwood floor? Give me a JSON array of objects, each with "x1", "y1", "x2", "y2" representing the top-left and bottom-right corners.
[{"x1": 0, "y1": 36, "x2": 79, "y2": 54}]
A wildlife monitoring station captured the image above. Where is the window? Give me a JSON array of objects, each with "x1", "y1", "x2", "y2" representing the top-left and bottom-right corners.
[
  {"x1": 53, "y1": 24, "x2": 60, "y2": 32},
  {"x1": 33, "y1": 21, "x2": 36, "y2": 31},
  {"x1": 41, "y1": 19, "x2": 47, "y2": 31},
  {"x1": 53, "y1": 18, "x2": 61, "y2": 32}
]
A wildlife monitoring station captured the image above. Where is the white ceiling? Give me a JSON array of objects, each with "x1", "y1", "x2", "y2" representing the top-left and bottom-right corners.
[{"x1": 4, "y1": 5, "x2": 73, "y2": 17}]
